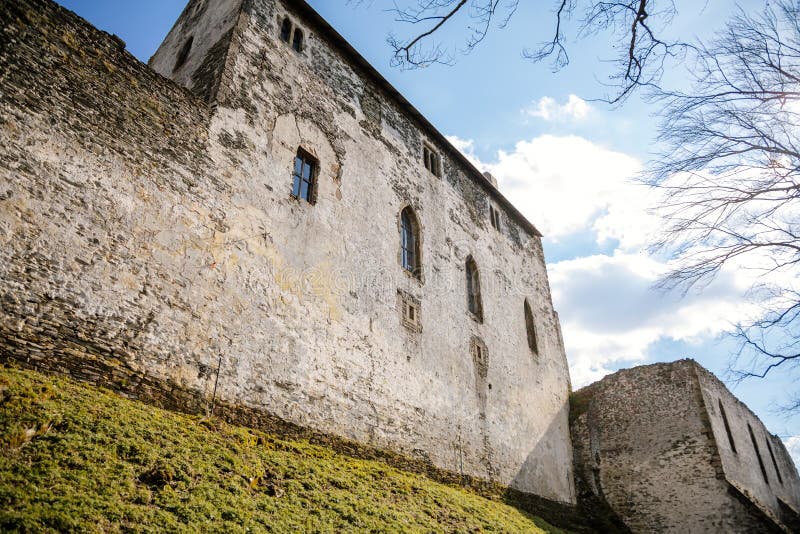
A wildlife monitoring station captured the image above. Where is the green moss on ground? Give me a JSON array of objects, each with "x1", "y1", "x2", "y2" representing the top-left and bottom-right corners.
[{"x1": 0, "y1": 366, "x2": 568, "y2": 533}]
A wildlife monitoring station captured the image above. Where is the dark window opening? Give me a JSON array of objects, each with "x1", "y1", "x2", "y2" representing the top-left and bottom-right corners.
[
  {"x1": 423, "y1": 145, "x2": 441, "y2": 177},
  {"x1": 173, "y1": 36, "x2": 194, "y2": 72},
  {"x1": 292, "y1": 28, "x2": 304, "y2": 52},
  {"x1": 524, "y1": 299, "x2": 538, "y2": 355},
  {"x1": 400, "y1": 207, "x2": 421, "y2": 278},
  {"x1": 718, "y1": 400, "x2": 737, "y2": 454},
  {"x1": 466, "y1": 256, "x2": 483, "y2": 322},
  {"x1": 471, "y1": 336, "x2": 488, "y2": 380},
  {"x1": 291, "y1": 149, "x2": 316, "y2": 203},
  {"x1": 748, "y1": 423, "x2": 770, "y2": 485},
  {"x1": 489, "y1": 205, "x2": 501, "y2": 230},
  {"x1": 280, "y1": 18, "x2": 292, "y2": 42},
  {"x1": 765, "y1": 436, "x2": 784, "y2": 485}
]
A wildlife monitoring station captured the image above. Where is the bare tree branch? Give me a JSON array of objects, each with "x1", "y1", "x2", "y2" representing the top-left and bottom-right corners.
[
  {"x1": 383, "y1": 0, "x2": 688, "y2": 101},
  {"x1": 646, "y1": 1, "x2": 800, "y2": 405}
]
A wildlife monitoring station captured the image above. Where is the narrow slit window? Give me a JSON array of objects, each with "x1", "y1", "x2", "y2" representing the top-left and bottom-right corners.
[
  {"x1": 280, "y1": 18, "x2": 292, "y2": 42},
  {"x1": 524, "y1": 299, "x2": 538, "y2": 355},
  {"x1": 291, "y1": 149, "x2": 316, "y2": 203},
  {"x1": 292, "y1": 28, "x2": 304, "y2": 52},
  {"x1": 173, "y1": 36, "x2": 194, "y2": 72},
  {"x1": 764, "y1": 436, "x2": 784, "y2": 485},
  {"x1": 400, "y1": 207, "x2": 421, "y2": 278},
  {"x1": 718, "y1": 400, "x2": 737, "y2": 454},
  {"x1": 747, "y1": 423, "x2": 770, "y2": 485},
  {"x1": 466, "y1": 256, "x2": 483, "y2": 322},
  {"x1": 489, "y1": 206, "x2": 501, "y2": 230}
]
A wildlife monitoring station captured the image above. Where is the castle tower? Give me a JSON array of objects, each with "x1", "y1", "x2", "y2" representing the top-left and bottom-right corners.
[{"x1": 149, "y1": 0, "x2": 243, "y2": 103}]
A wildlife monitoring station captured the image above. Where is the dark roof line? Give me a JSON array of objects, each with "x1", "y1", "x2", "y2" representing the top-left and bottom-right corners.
[{"x1": 289, "y1": 0, "x2": 543, "y2": 238}]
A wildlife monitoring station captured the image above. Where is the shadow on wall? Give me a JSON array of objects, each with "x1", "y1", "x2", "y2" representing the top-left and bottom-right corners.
[
  {"x1": 505, "y1": 401, "x2": 631, "y2": 533},
  {"x1": 509, "y1": 402, "x2": 571, "y2": 498}
]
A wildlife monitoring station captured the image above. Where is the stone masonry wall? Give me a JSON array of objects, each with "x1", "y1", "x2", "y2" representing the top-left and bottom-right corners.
[
  {"x1": 570, "y1": 360, "x2": 781, "y2": 532},
  {"x1": 0, "y1": 0, "x2": 220, "y2": 396},
  {"x1": 0, "y1": 0, "x2": 575, "y2": 503},
  {"x1": 695, "y1": 365, "x2": 800, "y2": 529}
]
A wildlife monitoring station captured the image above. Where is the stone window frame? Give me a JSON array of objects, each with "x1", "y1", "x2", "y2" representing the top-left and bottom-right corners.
[
  {"x1": 398, "y1": 203, "x2": 424, "y2": 284},
  {"x1": 397, "y1": 289, "x2": 422, "y2": 333},
  {"x1": 422, "y1": 142, "x2": 442, "y2": 177},
  {"x1": 278, "y1": 15, "x2": 305, "y2": 54},
  {"x1": 466, "y1": 255, "x2": 483, "y2": 323},
  {"x1": 470, "y1": 336, "x2": 489, "y2": 380},
  {"x1": 173, "y1": 36, "x2": 194, "y2": 72},
  {"x1": 489, "y1": 204, "x2": 502, "y2": 231}
]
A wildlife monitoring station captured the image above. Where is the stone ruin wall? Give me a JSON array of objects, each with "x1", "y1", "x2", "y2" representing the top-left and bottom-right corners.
[
  {"x1": 0, "y1": 0, "x2": 575, "y2": 503},
  {"x1": 571, "y1": 360, "x2": 800, "y2": 532},
  {"x1": 695, "y1": 365, "x2": 800, "y2": 531}
]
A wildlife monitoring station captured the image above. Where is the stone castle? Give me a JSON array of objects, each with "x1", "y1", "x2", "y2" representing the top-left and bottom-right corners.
[{"x1": 0, "y1": 0, "x2": 798, "y2": 531}]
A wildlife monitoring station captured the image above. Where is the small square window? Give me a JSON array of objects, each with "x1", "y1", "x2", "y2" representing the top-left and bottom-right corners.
[{"x1": 398, "y1": 290, "x2": 422, "y2": 332}]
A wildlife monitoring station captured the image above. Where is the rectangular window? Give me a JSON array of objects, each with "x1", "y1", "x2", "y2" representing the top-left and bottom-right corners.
[
  {"x1": 291, "y1": 150, "x2": 316, "y2": 203},
  {"x1": 489, "y1": 205, "x2": 501, "y2": 231},
  {"x1": 423, "y1": 144, "x2": 441, "y2": 177},
  {"x1": 398, "y1": 290, "x2": 421, "y2": 332}
]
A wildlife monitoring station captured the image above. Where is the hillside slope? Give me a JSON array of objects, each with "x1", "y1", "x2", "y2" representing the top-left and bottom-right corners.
[{"x1": 0, "y1": 366, "x2": 567, "y2": 532}]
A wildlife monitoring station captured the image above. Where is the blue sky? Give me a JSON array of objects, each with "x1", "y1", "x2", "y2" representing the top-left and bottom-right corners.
[{"x1": 56, "y1": 0, "x2": 799, "y2": 462}]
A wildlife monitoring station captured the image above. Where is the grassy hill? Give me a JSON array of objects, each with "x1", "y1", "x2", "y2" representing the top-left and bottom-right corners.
[{"x1": 0, "y1": 366, "x2": 568, "y2": 532}]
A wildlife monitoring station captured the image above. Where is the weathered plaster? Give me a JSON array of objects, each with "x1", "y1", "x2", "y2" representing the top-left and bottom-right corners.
[{"x1": 0, "y1": 0, "x2": 575, "y2": 504}]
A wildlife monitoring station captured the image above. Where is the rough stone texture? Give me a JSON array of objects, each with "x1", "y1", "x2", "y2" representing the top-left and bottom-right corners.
[
  {"x1": 695, "y1": 365, "x2": 800, "y2": 531},
  {"x1": 0, "y1": 0, "x2": 574, "y2": 505},
  {"x1": 571, "y1": 360, "x2": 800, "y2": 533}
]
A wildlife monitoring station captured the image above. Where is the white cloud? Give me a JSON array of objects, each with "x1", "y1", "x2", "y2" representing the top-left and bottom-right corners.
[
  {"x1": 446, "y1": 134, "x2": 660, "y2": 248},
  {"x1": 487, "y1": 135, "x2": 653, "y2": 246},
  {"x1": 785, "y1": 436, "x2": 800, "y2": 469},
  {"x1": 445, "y1": 135, "x2": 483, "y2": 169},
  {"x1": 550, "y1": 253, "x2": 758, "y2": 388},
  {"x1": 525, "y1": 94, "x2": 592, "y2": 122}
]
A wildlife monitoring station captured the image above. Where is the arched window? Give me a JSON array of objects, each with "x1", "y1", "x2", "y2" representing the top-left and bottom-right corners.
[
  {"x1": 292, "y1": 28, "x2": 304, "y2": 52},
  {"x1": 400, "y1": 207, "x2": 421, "y2": 278},
  {"x1": 524, "y1": 299, "x2": 538, "y2": 354},
  {"x1": 466, "y1": 256, "x2": 483, "y2": 322},
  {"x1": 173, "y1": 36, "x2": 193, "y2": 72},
  {"x1": 280, "y1": 18, "x2": 292, "y2": 42}
]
